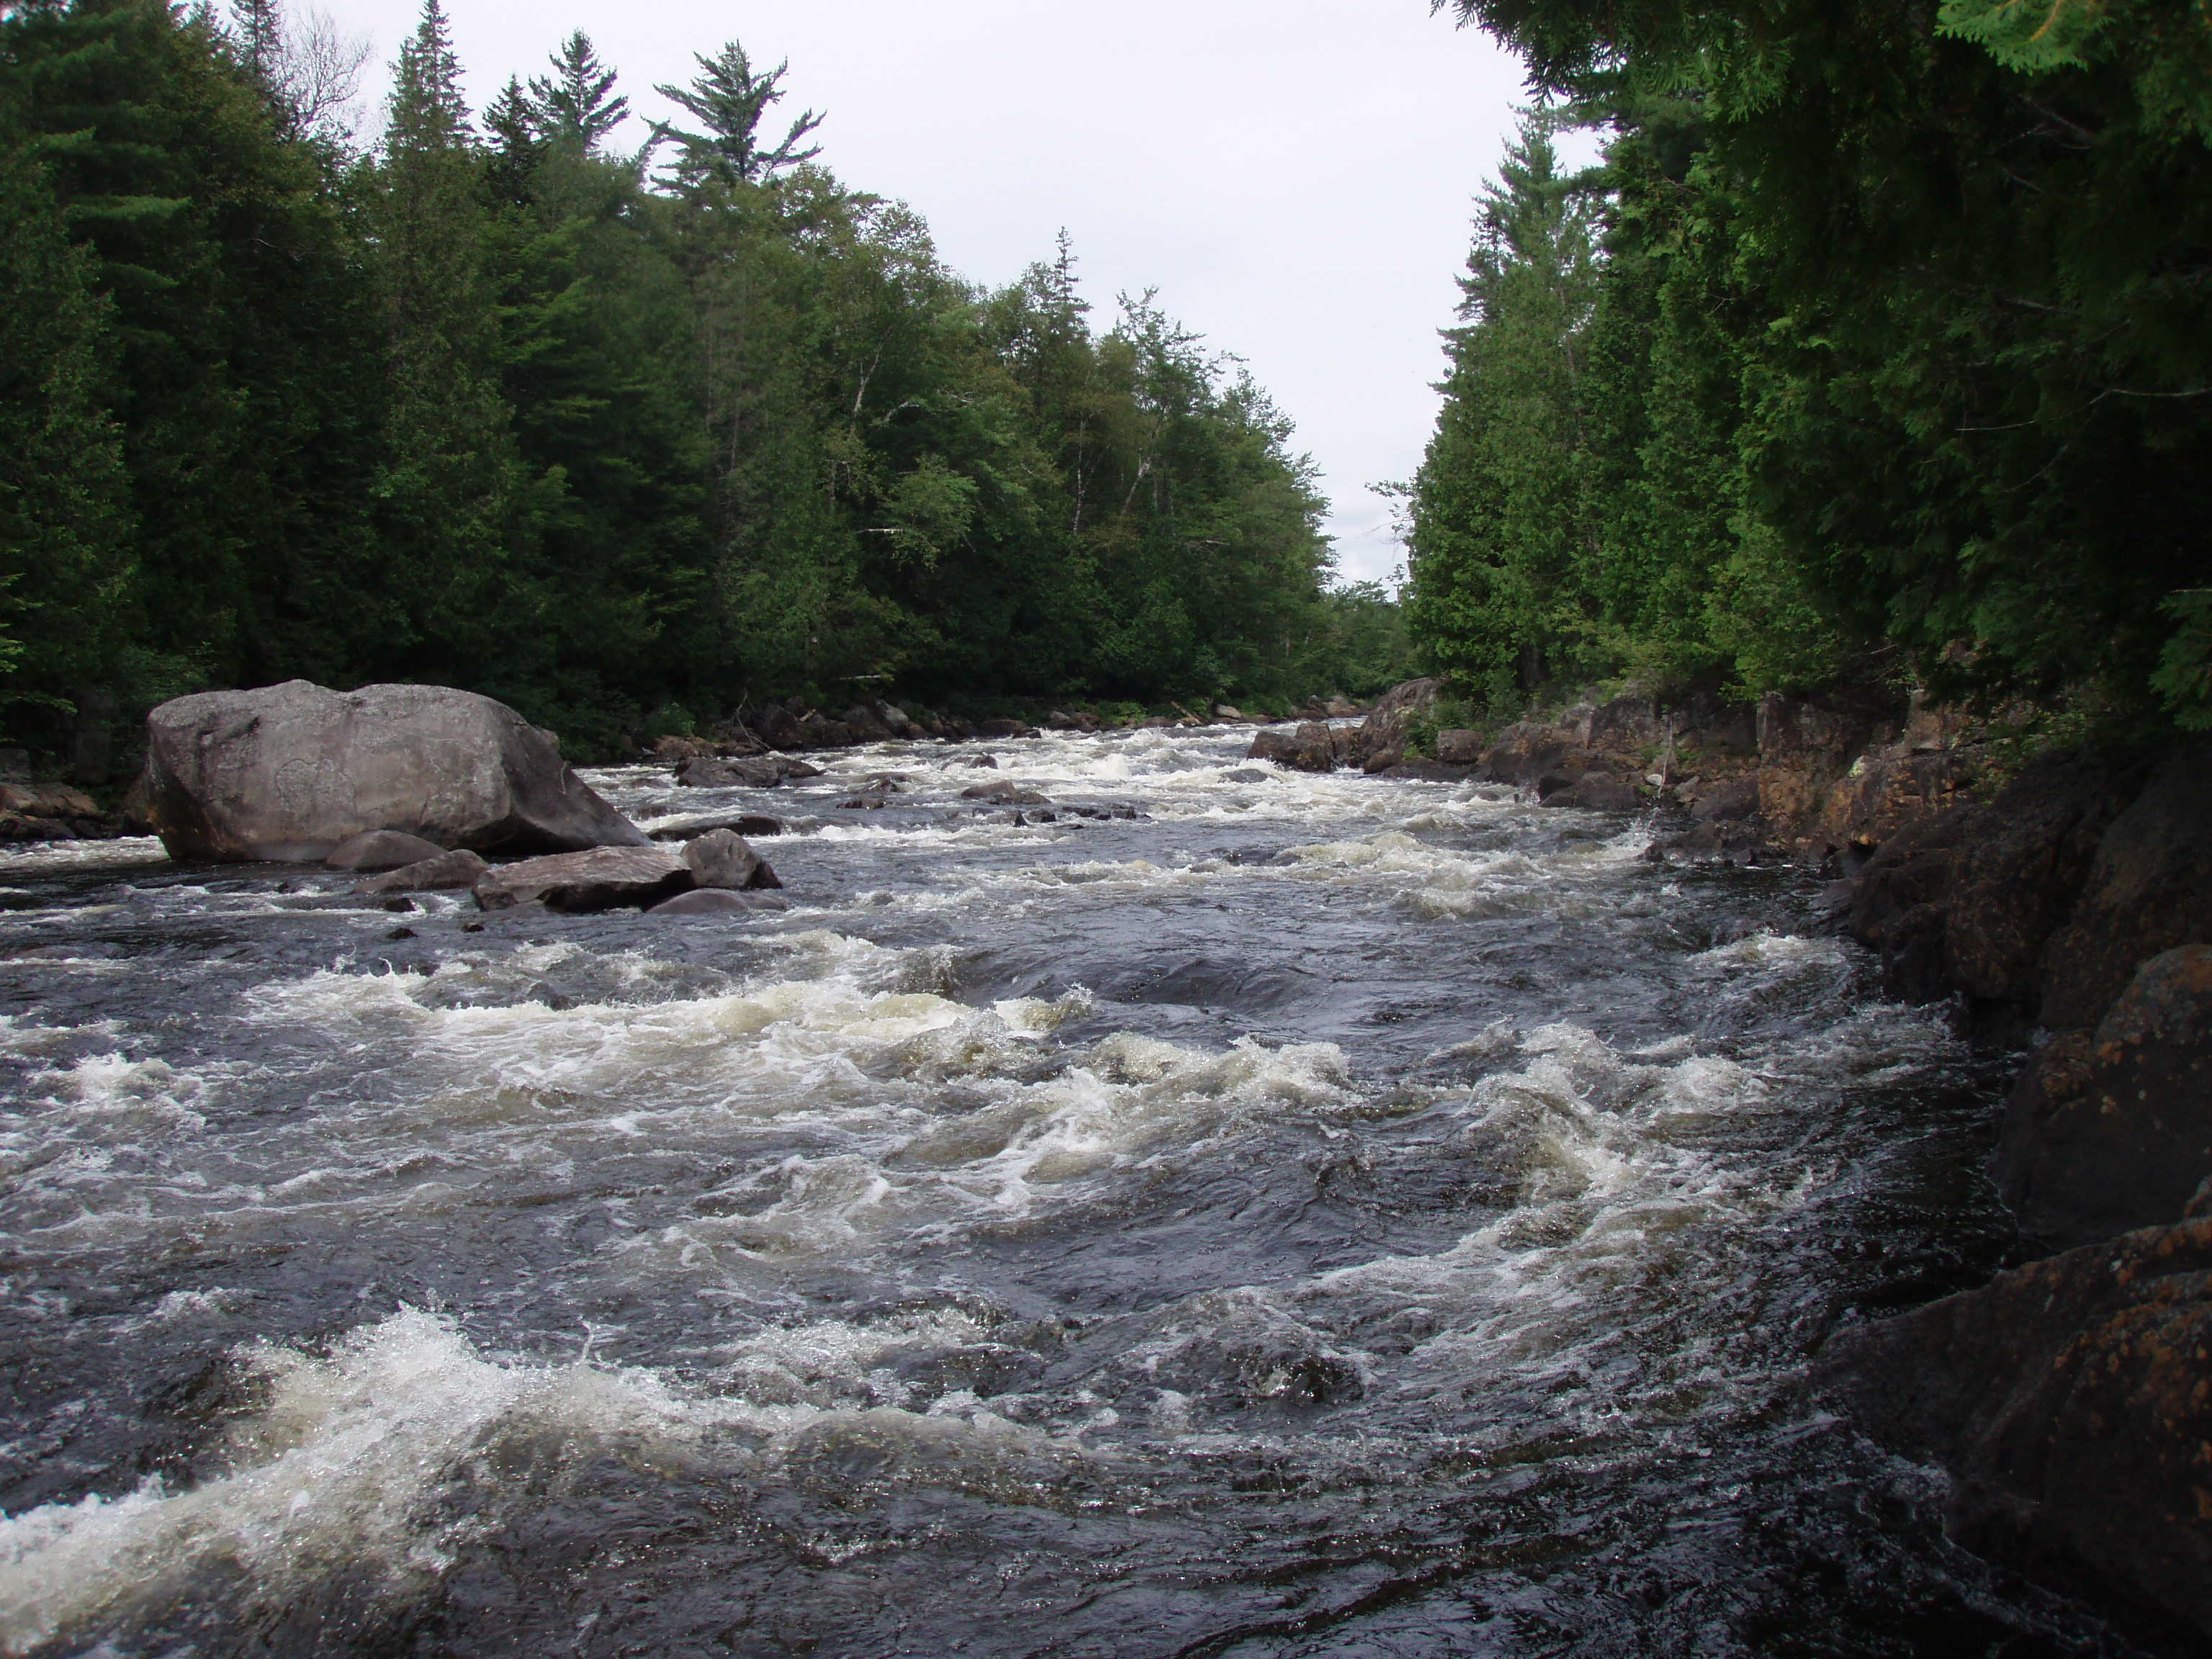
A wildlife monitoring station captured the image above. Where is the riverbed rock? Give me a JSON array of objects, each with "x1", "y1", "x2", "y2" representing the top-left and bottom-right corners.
[
  {"x1": 977, "y1": 718, "x2": 1040, "y2": 739},
  {"x1": 750, "y1": 704, "x2": 805, "y2": 750},
  {"x1": 139, "y1": 680, "x2": 647, "y2": 863},
  {"x1": 356, "y1": 848, "x2": 490, "y2": 894},
  {"x1": 324, "y1": 830, "x2": 447, "y2": 872},
  {"x1": 649, "y1": 813, "x2": 786, "y2": 842},
  {"x1": 1818, "y1": 1216, "x2": 2212, "y2": 1639},
  {"x1": 961, "y1": 781, "x2": 1051, "y2": 806},
  {"x1": 473, "y1": 845, "x2": 693, "y2": 913},
  {"x1": 676, "y1": 755, "x2": 784, "y2": 788},
  {"x1": 1351, "y1": 678, "x2": 1442, "y2": 763},
  {"x1": 1431, "y1": 729, "x2": 1484, "y2": 766},
  {"x1": 647, "y1": 888, "x2": 789, "y2": 917},
  {"x1": 681, "y1": 828, "x2": 781, "y2": 891},
  {"x1": 1540, "y1": 772, "x2": 1645, "y2": 812},
  {"x1": 1995, "y1": 945, "x2": 2212, "y2": 1252},
  {"x1": 1247, "y1": 722, "x2": 1336, "y2": 773}
]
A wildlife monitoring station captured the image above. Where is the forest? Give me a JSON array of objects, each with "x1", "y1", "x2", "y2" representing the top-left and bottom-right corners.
[
  {"x1": 1410, "y1": 0, "x2": 2212, "y2": 737},
  {"x1": 0, "y1": 0, "x2": 1406, "y2": 764}
]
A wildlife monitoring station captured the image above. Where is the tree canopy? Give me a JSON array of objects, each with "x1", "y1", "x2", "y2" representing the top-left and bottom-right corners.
[
  {"x1": 1411, "y1": 0, "x2": 2212, "y2": 731},
  {"x1": 0, "y1": 0, "x2": 1395, "y2": 765}
]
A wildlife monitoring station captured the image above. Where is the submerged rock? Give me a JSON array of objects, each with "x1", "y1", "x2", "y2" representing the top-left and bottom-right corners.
[
  {"x1": 138, "y1": 680, "x2": 646, "y2": 863},
  {"x1": 646, "y1": 888, "x2": 788, "y2": 916}
]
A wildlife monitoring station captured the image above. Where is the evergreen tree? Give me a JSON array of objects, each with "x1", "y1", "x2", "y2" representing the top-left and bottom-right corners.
[
  {"x1": 530, "y1": 31, "x2": 626, "y2": 153},
  {"x1": 653, "y1": 44, "x2": 822, "y2": 191},
  {"x1": 0, "y1": 132, "x2": 132, "y2": 709}
]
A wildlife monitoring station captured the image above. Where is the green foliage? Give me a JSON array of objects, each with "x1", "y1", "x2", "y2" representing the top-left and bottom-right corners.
[
  {"x1": 0, "y1": 0, "x2": 1381, "y2": 760},
  {"x1": 1414, "y1": 0, "x2": 2212, "y2": 734}
]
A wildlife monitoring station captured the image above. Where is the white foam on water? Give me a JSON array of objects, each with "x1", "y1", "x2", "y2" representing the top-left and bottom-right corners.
[
  {"x1": 0, "y1": 1304, "x2": 1083, "y2": 1653},
  {"x1": 0, "y1": 837, "x2": 168, "y2": 877},
  {"x1": 1294, "y1": 1007, "x2": 1954, "y2": 1417}
]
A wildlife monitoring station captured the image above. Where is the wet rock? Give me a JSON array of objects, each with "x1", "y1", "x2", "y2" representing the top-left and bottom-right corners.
[
  {"x1": 977, "y1": 717, "x2": 1040, "y2": 739},
  {"x1": 0, "y1": 813, "x2": 78, "y2": 842},
  {"x1": 958, "y1": 754, "x2": 999, "y2": 769},
  {"x1": 646, "y1": 888, "x2": 788, "y2": 917},
  {"x1": 356, "y1": 848, "x2": 490, "y2": 894},
  {"x1": 0, "y1": 782, "x2": 98, "y2": 820},
  {"x1": 472, "y1": 845, "x2": 693, "y2": 913},
  {"x1": 751, "y1": 703, "x2": 805, "y2": 750},
  {"x1": 1818, "y1": 1216, "x2": 2212, "y2": 1639},
  {"x1": 1246, "y1": 722, "x2": 1335, "y2": 773},
  {"x1": 675, "y1": 755, "x2": 784, "y2": 788},
  {"x1": 1641, "y1": 820, "x2": 1770, "y2": 866},
  {"x1": 2037, "y1": 746, "x2": 2212, "y2": 1030},
  {"x1": 1362, "y1": 747, "x2": 1402, "y2": 774},
  {"x1": 1996, "y1": 946, "x2": 2212, "y2": 1252},
  {"x1": 1480, "y1": 723, "x2": 1596, "y2": 787},
  {"x1": 324, "y1": 830, "x2": 447, "y2": 872},
  {"x1": 380, "y1": 896, "x2": 415, "y2": 912},
  {"x1": 682, "y1": 828, "x2": 781, "y2": 891},
  {"x1": 1540, "y1": 772, "x2": 1644, "y2": 812},
  {"x1": 138, "y1": 680, "x2": 646, "y2": 863},
  {"x1": 836, "y1": 796, "x2": 888, "y2": 811},
  {"x1": 960, "y1": 781, "x2": 1051, "y2": 806},
  {"x1": 1347, "y1": 678, "x2": 1442, "y2": 763},
  {"x1": 1835, "y1": 809, "x2": 1972, "y2": 1003},
  {"x1": 1945, "y1": 752, "x2": 2139, "y2": 1007},
  {"x1": 648, "y1": 813, "x2": 786, "y2": 842},
  {"x1": 1431, "y1": 729, "x2": 1484, "y2": 766},
  {"x1": 780, "y1": 757, "x2": 824, "y2": 780},
  {"x1": 1583, "y1": 693, "x2": 1660, "y2": 755},
  {"x1": 1689, "y1": 777, "x2": 1760, "y2": 822}
]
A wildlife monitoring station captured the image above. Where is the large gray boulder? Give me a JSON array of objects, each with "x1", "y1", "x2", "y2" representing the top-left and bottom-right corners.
[{"x1": 139, "y1": 681, "x2": 647, "y2": 863}]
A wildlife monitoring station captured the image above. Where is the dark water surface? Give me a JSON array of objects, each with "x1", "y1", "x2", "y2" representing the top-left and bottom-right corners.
[{"x1": 0, "y1": 727, "x2": 2159, "y2": 1655}]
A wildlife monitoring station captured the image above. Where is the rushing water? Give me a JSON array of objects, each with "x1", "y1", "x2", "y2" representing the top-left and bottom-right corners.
[{"x1": 0, "y1": 725, "x2": 2162, "y2": 1657}]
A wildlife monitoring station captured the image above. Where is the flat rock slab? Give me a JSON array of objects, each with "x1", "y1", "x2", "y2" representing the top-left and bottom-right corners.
[
  {"x1": 325, "y1": 830, "x2": 447, "y2": 871},
  {"x1": 140, "y1": 680, "x2": 647, "y2": 863},
  {"x1": 649, "y1": 813, "x2": 787, "y2": 842},
  {"x1": 474, "y1": 846, "x2": 694, "y2": 913},
  {"x1": 358, "y1": 848, "x2": 490, "y2": 894}
]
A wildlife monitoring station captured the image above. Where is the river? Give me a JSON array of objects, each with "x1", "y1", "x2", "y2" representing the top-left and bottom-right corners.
[{"x1": 0, "y1": 724, "x2": 2159, "y2": 1656}]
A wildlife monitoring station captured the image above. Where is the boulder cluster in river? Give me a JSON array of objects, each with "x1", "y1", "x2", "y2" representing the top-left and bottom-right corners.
[{"x1": 116, "y1": 681, "x2": 781, "y2": 918}]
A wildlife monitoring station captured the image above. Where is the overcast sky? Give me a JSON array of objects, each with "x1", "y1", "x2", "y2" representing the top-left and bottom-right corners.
[{"x1": 320, "y1": 0, "x2": 1539, "y2": 586}]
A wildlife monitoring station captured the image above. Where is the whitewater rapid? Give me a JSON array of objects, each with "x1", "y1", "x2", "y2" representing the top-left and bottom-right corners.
[{"x1": 0, "y1": 725, "x2": 2142, "y2": 1655}]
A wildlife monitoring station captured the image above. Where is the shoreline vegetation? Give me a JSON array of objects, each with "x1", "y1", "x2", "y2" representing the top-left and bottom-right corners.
[{"x1": 0, "y1": 0, "x2": 1411, "y2": 781}]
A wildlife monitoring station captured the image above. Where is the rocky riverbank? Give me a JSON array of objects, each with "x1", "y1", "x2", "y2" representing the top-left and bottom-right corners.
[{"x1": 1289, "y1": 677, "x2": 2211, "y2": 1639}]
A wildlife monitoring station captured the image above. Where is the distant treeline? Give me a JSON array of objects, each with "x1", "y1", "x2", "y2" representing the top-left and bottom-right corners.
[
  {"x1": 1408, "y1": 0, "x2": 2212, "y2": 734},
  {"x1": 0, "y1": 0, "x2": 1407, "y2": 765}
]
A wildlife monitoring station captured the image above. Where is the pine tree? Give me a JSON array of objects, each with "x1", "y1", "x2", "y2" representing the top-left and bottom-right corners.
[
  {"x1": 653, "y1": 43, "x2": 823, "y2": 191},
  {"x1": 530, "y1": 32, "x2": 626, "y2": 154},
  {"x1": 0, "y1": 132, "x2": 132, "y2": 709}
]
